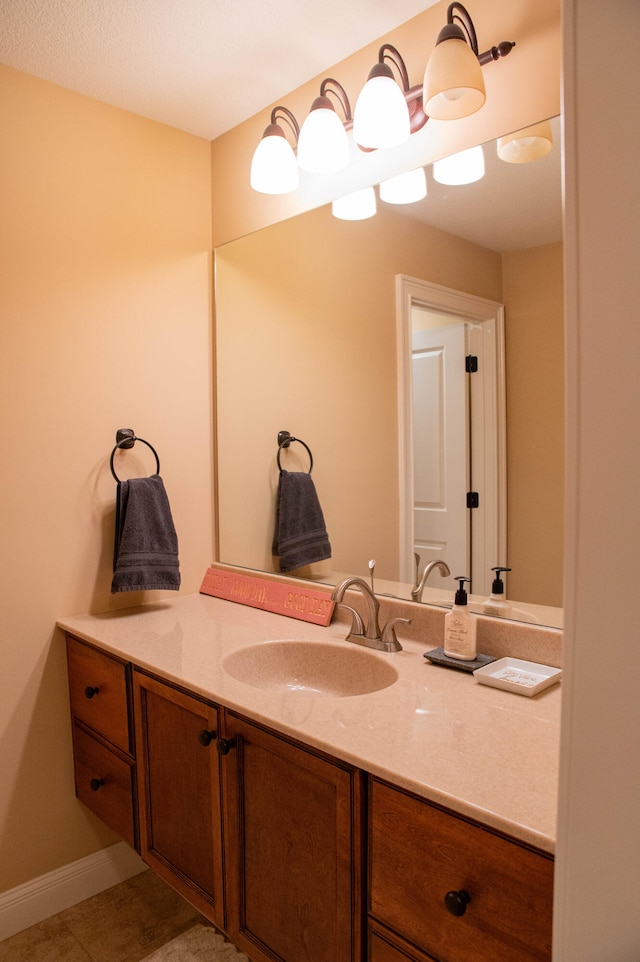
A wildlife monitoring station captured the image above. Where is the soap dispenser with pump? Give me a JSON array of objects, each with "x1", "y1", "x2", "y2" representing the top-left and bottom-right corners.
[
  {"x1": 481, "y1": 566, "x2": 512, "y2": 618},
  {"x1": 443, "y1": 576, "x2": 477, "y2": 661}
]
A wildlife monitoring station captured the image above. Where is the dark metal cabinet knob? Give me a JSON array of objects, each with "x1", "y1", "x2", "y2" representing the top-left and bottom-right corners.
[
  {"x1": 216, "y1": 737, "x2": 236, "y2": 755},
  {"x1": 198, "y1": 729, "x2": 217, "y2": 746},
  {"x1": 444, "y1": 889, "x2": 471, "y2": 916},
  {"x1": 90, "y1": 778, "x2": 105, "y2": 792},
  {"x1": 84, "y1": 686, "x2": 100, "y2": 699}
]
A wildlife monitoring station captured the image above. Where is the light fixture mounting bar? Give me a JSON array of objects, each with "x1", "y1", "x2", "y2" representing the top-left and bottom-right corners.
[{"x1": 477, "y1": 41, "x2": 515, "y2": 65}]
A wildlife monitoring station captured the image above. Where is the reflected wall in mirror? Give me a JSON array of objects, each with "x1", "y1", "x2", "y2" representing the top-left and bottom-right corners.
[{"x1": 215, "y1": 117, "x2": 564, "y2": 628}]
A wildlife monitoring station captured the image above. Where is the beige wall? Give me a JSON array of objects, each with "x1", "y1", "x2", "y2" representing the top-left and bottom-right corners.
[
  {"x1": 215, "y1": 203, "x2": 501, "y2": 582},
  {"x1": 503, "y1": 243, "x2": 564, "y2": 605},
  {"x1": 0, "y1": 65, "x2": 214, "y2": 891}
]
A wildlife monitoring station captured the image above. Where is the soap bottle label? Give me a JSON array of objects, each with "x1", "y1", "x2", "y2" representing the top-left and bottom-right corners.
[{"x1": 444, "y1": 610, "x2": 477, "y2": 660}]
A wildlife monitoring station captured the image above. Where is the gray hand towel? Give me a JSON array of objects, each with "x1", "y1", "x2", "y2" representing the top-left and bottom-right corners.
[
  {"x1": 111, "y1": 474, "x2": 180, "y2": 592},
  {"x1": 272, "y1": 470, "x2": 331, "y2": 573}
]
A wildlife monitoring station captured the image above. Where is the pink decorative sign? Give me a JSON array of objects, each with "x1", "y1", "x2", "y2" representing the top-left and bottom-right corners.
[{"x1": 200, "y1": 566, "x2": 335, "y2": 627}]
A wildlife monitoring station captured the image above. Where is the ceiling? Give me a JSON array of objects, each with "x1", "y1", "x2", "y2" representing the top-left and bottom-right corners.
[
  {"x1": 0, "y1": 0, "x2": 562, "y2": 251},
  {"x1": 0, "y1": 0, "x2": 439, "y2": 140}
]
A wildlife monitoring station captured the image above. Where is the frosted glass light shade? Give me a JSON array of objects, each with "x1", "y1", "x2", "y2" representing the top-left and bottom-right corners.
[
  {"x1": 250, "y1": 127, "x2": 299, "y2": 194},
  {"x1": 379, "y1": 167, "x2": 427, "y2": 205},
  {"x1": 332, "y1": 187, "x2": 377, "y2": 221},
  {"x1": 297, "y1": 100, "x2": 350, "y2": 173},
  {"x1": 423, "y1": 37, "x2": 486, "y2": 120},
  {"x1": 497, "y1": 121, "x2": 553, "y2": 163},
  {"x1": 353, "y1": 69, "x2": 411, "y2": 149},
  {"x1": 433, "y1": 145, "x2": 484, "y2": 185}
]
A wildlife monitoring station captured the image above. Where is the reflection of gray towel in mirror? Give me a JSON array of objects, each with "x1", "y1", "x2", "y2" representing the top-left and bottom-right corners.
[
  {"x1": 272, "y1": 470, "x2": 331, "y2": 573},
  {"x1": 111, "y1": 475, "x2": 180, "y2": 592}
]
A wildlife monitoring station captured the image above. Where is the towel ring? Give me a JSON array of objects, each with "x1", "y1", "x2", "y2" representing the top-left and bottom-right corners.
[
  {"x1": 110, "y1": 430, "x2": 160, "y2": 482},
  {"x1": 277, "y1": 432, "x2": 313, "y2": 474}
]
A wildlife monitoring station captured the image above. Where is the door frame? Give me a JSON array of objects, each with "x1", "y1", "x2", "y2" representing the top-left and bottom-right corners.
[{"x1": 395, "y1": 274, "x2": 507, "y2": 594}]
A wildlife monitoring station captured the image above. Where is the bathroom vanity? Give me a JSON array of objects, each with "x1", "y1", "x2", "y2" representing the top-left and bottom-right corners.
[{"x1": 60, "y1": 591, "x2": 559, "y2": 962}]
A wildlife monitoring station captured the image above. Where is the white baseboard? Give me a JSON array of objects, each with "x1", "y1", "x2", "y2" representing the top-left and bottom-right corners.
[{"x1": 0, "y1": 841, "x2": 147, "y2": 942}]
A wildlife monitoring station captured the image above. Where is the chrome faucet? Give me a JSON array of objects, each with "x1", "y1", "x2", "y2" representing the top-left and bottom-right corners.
[
  {"x1": 411, "y1": 560, "x2": 451, "y2": 602},
  {"x1": 331, "y1": 577, "x2": 409, "y2": 653}
]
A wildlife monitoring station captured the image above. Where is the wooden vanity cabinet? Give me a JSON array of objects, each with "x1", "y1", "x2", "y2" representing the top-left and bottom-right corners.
[
  {"x1": 66, "y1": 635, "x2": 137, "y2": 849},
  {"x1": 220, "y1": 711, "x2": 364, "y2": 962},
  {"x1": 133, "y1": 671, "x2": 225, "y2": 927},
  {"x1": 66, "y1": 636, "x2": 553, "y2": 962},
  {"x1": 368, "y1": 778, "x2": 553, "y2": 962}
]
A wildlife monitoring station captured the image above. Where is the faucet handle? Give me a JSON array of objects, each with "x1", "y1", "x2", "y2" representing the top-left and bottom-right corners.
[
  {"x1": 381, "y1": 617, "x2": 411, "y2": 652},
  {"x1": 337, "y1": 604, "x2": 365, "y2": 638}
]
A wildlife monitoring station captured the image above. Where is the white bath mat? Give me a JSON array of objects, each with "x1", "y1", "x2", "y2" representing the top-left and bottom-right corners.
[{"x1": 142, "y1": 924, "x2": 249, "y2": 961}]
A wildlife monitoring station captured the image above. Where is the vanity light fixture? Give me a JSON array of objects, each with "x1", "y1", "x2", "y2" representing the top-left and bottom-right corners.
[
  {"x1": 379, "y1": 167, "x2": 427, "y2": 205},
  {"x1": 497, "y1": 119, "x2": 553, "y2": 163},
  {"x1": 433, "y1": 144, "x2": 484, "y2": 185},
  {"x1": 332, "y1": 186, "x2": 377, "y2": 221},
  {"x1": 297, "y1": 79, "x2": 352, "y2": 173},
  {"x1": 423, "y1": 3, "x2": 515, "y2": 121},
  {"x1": 352, "y1": 44, "x2": 419, "y2": 150},
  {"x1": 250, "y1": 106, "x2": 300, "y2": 194},
  {"x1": 250, "y1": 4, "x2": 514, "y2": 194}
]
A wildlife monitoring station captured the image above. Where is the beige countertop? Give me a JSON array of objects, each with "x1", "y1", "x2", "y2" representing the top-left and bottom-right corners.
[{"x1": 57, "y1": 592, "x2": 560, "y2": 855}]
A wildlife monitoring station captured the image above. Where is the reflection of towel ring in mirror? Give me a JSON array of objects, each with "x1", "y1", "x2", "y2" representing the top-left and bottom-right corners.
[
  {"x1": 277, "y1": 431, "x2": 313, "y2": 474},
  {"x1": 110, "y1": 430, "x2": 160, "y2": 482}
]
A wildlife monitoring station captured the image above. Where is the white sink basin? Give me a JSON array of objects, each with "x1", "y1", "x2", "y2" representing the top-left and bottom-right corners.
[{"x1": 222, "y1": 640, "x2": 398, "y2": 697}]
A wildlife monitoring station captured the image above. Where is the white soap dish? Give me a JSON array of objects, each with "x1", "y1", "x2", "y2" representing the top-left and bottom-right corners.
[{"x1": 473, "y1": 657, "x2": 561, "y2": 696}]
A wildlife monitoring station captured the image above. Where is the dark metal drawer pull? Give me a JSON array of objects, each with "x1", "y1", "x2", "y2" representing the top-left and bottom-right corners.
[{"x1": 444, "y1": 889, "x2": 471, "y2": 916}]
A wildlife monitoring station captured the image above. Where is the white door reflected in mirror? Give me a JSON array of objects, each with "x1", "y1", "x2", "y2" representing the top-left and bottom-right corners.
[{"x1": 411, "y1": 321, "x2": 468, "y2": 590}]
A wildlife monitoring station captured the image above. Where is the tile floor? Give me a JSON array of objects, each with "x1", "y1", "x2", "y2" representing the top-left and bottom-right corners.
[{"x1": 0, "y1": 870, "x2": 210, "y2": 962}]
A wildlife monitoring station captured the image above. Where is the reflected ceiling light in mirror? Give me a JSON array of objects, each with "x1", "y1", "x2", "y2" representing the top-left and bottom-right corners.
[
  {"x1": 250, "y1": 106, "x2": 299, "y2": 194},
  {"x1": 297, "y1": 79, "x2": 352, "y2": 173},
  {"x1": 433, "y1": 144, "x2": 484, "y2": 185},
  {"x1": 497, "y1": 120, "x2": 553, "y2": 163},
  {"x1": 332, "y1": 187, "x2": 377, "y2": 221},
  {"x1": 423, "y1": 3, "x2": 515, "y2": 121},
  {"x1": 379, "y1": 167, "x2": 427, "y2": 205}
]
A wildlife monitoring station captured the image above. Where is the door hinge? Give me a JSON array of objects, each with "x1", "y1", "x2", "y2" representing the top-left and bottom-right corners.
[
  {"x1": 467, "y1": 491, "x2": 479, "y2": 509},
  {"x1": 465, "y1": 355, "x2": 478, "y2": 373}
]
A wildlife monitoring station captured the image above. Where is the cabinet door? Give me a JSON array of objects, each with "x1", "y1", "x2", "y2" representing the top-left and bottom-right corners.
[
  {"x1": 221, "y1": 711, "x2": 363, "y2": 962},
  {"x1": 369, "y1": 778, "x2": 553, "y2": 962},
  {"x1": 133, "y1": 672, "x2": 224, "y2": 927}
]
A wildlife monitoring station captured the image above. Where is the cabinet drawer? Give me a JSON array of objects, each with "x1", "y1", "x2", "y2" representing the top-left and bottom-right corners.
[
  {"x1": 67, "y1": 636, "x2": 131, "y2": 753},
  {"x1": 369, "y1": 778, "x2": 553, "y2": 962},
  {"x1": 369, "y1": 921, "x2": 435, "y2": 962},
  {"x1": 72, "y1": 724, "x2": 136, "y2": 848}
]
